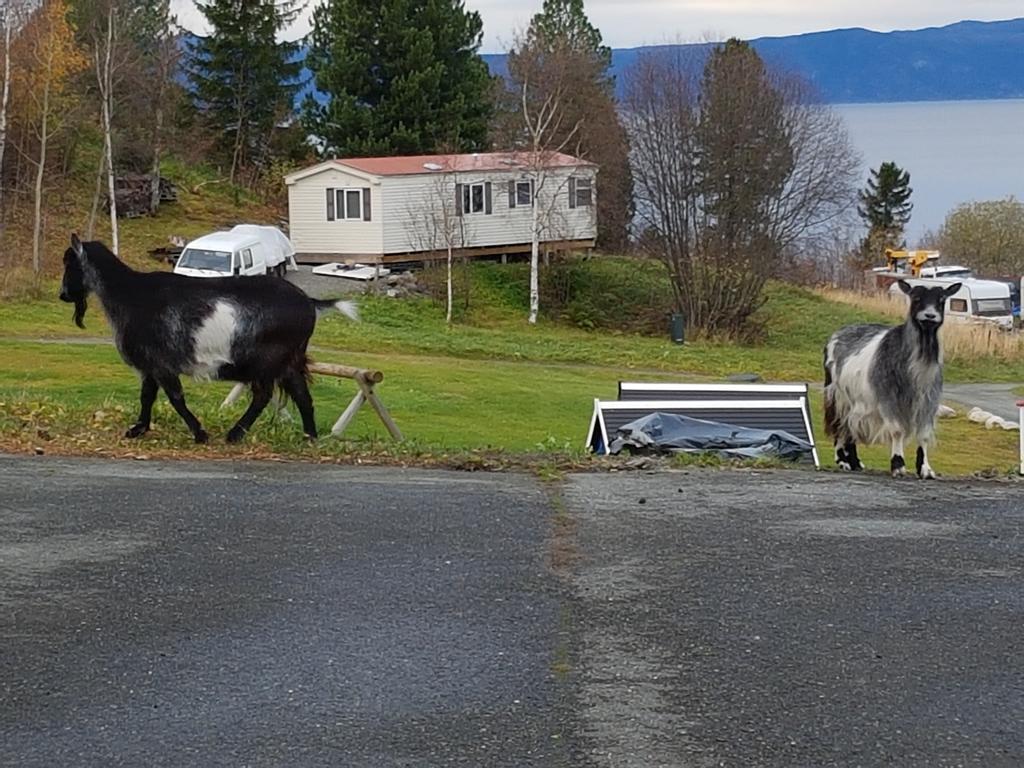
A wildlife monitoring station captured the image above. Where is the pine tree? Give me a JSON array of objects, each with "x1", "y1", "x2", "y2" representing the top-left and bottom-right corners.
[
  {"x1": 303, "y1": 0, "x2": 493, "y2": 157},
  {"x1": 187, "y1": 0, "x2": 303, "y2": 184},
  {"x1": 858, "y1": 161, "x2": 913, "y2": 235},
  {"x1": 526, "y1": 0, "x2": 610, "y2": 71},
  {"x1": 506, "y1": 0, "x2": 633, "y2": 251}
]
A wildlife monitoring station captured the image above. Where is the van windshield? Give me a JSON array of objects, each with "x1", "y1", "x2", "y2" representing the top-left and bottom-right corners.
[
  {"x1": 178, "y1": 248, "x2": 232, "y2": 272},
  {"x1": 975, "y1": 298, "x2": 1012, "y2": 316}
]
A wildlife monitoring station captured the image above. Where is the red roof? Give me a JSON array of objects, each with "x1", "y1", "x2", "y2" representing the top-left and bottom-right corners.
[{"x1": 333, "y1": 151, "x2": 593, "y2": 177}]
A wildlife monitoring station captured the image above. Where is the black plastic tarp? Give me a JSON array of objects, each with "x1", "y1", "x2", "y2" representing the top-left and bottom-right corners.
[{"x1": 608, "y1": 412, "x2": 815, "y2": 462}]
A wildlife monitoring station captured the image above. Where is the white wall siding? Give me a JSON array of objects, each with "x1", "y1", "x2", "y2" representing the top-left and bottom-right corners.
[
  {"x1": 287, "y1": 168, "x2": 384, "y2": 256},
  {"x1": 382, "y1": 166, "x2": 597, "y2": 255}
]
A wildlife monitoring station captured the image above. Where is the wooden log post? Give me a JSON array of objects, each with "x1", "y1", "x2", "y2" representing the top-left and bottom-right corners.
[{"x1": 220, "y1": 363, "x2": 402, "y2": 441}]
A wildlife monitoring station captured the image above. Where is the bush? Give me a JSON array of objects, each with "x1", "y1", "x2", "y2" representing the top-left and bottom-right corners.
[
  {"x1": 540, "y1": 255, "x2": 674, "y2": 333},
  {"x1": 416, "y1": 257, "x2": 474, "y2": 319}
]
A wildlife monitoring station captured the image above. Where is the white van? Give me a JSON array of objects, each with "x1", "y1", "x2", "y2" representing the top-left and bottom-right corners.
[
  {"x1": 174, "y1": 225, "x2": 297, "y2": 279},
  {"x1": 890, "y1": 276, "x2": 1014, "y2": 329}
]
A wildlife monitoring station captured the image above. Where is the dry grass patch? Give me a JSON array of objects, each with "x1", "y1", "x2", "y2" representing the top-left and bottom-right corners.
[{"x1": 820, "y1": 288, "x2": 1024, "y2": 363}]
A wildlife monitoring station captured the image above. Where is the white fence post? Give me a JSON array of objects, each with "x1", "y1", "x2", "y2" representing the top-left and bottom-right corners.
[{"x1": 1018, "y1": 400, "x2": 1023, "y2": 476}]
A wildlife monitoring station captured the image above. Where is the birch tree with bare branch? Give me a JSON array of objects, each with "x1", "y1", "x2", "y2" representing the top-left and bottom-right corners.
[
  {"x1": 508, "y1": 33, "x2": 583, "y2": 324},
  {"x1": 404, "y1": 157, "x2": 468, "y2": 325},
  {"x1": 0, "y1": 4, "x2": 14, "y2": 228},
  {"x1": 13, "y1": 0, "x2": 86, "y2": 272},
  {"x1": 0, "y1": 0, "x2": 29, "y2": 233}
]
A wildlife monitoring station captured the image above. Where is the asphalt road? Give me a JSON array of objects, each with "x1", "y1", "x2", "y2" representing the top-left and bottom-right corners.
[
  {"x1": 2, "y1": 456, "x2": 1023, "y2": 767},
  {"x1": 942, "y1": 383, "x2": 1021, "y2": 422}
]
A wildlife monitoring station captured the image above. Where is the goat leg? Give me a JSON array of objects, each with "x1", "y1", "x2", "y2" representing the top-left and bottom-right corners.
[
  {"x1": 834, "y1": 439, "x2": 863, "y2": 471},
  {"x1": 916, "y1": 445, "x2": 937, "y2": 480},
  {"x1": 890, "y1": 436, "x2": 908, "y2": 477},
  {"x1": 279, "y1": 370, "x2": 317, "y2": 439},
  {"x1": 158, "y1": 375, "x2": 209, "y2": 444},
  {"x1": 126, "y1": 375, "x2": 159, "y2": 438},
  {"x1": 226, "y1": 379, "x2": 274, "y2": 443}
]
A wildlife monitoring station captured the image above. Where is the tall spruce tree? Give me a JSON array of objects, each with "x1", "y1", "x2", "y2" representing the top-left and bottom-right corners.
[
  {"x1": 506, "y1": 0, "x2": 633, "y2": 251},
  {"x1": 188, "y1": 0, "x2": 303, "y2": 184},
  {"x1": 526, "y1": 0, "x2": 609, "y2": 69},
  {"x1": 303, "y1": 0, "x2": 493, "y2": 157},
  {"x1": 858, "y1": 161, "x2": 913, "y2": 235}
]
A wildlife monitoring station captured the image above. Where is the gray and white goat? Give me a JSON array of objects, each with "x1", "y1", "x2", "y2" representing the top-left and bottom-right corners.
[{"x1": 823, "y1": 279, "x2": 961, "y2": 479}]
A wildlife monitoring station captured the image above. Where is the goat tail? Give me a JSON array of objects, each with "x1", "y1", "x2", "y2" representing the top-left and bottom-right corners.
[
  {"x1": 824, "y1": 386, "x2": 839, "y2": 439},
  {"x1": 823, "y1": 342, "x2": 838, "y2": 439},
  {"x1": 313, "y1": 298, "x2": 359, "y2": 321}
]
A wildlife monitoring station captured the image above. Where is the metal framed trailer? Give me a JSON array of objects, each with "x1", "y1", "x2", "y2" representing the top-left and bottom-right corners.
[{"x1": 586, "y1": 396, "x2": 820, "y2": 467}]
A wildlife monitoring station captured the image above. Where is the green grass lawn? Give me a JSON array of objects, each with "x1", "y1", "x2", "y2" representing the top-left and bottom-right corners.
[{"x1": 0, "y1": 339, "x2": 1018, "y2": 477}]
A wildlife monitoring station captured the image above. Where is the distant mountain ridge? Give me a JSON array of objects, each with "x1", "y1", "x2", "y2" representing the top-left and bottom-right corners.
[{"x1": 482, "y1": 18, "x2": 1024, "y2": 103}]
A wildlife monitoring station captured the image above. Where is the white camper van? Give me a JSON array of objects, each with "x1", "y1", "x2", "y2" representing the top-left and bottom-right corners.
[
  {"x1": 174, "y1": 225, "x2": 297, "y2": 279},
  {"x1": 890, "y1": 276, "x2": 1014, "y2": 329}
]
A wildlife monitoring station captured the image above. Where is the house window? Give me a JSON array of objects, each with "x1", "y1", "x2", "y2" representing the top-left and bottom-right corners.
[
  {"x1": 516, "y1": 180, "x2": 532, "y2": 206},
  {"x1": 462, "y1": 182, "x2": 486, "y2": 214},
  {"x1": 456, "y1": 181, "x2": 491, "y2": 215},
  {"x1": 949, "y1": 298, "x2": 968, "y2": 313},
  {"x1": 326, "y1": 187, "x2": 371, "y2": 221},
  {"x1": 573, "y1": 177, "x2": 593, "y2": 207},
  {"x1": 338, "y1": 189, "x2": 363, "y2": 219}
]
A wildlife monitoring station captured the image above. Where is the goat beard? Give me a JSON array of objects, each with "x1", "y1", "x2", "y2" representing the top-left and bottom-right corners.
[{"x1": 72, "y1": 297, "x2": 88, "y2": 329}]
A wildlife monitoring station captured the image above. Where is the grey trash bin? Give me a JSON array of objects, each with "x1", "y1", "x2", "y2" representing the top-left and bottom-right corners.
[{"x1": 669, "y1": 312, "x2": 685, "y2": 344}]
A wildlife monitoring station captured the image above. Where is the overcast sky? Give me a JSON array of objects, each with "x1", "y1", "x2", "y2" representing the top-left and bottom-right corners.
[{"x1": 171, "y1": 1, "x2": 1021, "y2": 52}]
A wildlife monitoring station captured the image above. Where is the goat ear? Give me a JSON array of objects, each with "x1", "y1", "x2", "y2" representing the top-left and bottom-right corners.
[
  {"x1": 897, "y1": 279, "x2": 912, "y2": 295},
  {"x1": 70, "y1": 233, "x2": 85, "y2": 258},
  {"x1": 943, "y1": 282, "x2": 963, "y2": 298}
]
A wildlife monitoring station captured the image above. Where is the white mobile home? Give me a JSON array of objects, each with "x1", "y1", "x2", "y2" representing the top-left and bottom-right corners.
[{"x1": 284, "y1": 152, "x2": 598, "y2": 264}]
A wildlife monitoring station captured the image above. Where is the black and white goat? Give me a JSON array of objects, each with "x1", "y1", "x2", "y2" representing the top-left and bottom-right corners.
[
  {"x1": 59, "y1": 234, "x2": 356, "y2": 443},
  {"x1": 823, "y1": 279, "x2": 961, "y2": 479}
]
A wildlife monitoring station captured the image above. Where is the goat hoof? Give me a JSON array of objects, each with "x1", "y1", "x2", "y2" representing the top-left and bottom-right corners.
[
  {"x1": 125, "y1": 423, "x2": 149, "y2": 439},
  {"x1": 225, "y1": 427, "x2": 246, "y2": 444},
  {"x1": 194, "y1": 429, "x2": 209, "y2": 444}
]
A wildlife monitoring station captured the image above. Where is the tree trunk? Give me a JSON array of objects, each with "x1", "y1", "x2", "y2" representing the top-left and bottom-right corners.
[
  {"x1": 446, "y1": 241, "x2": 453, "y2": 325},
  {"x1": 0, "y1": 13, "x2": 11, "y2": 229},
  {"x1": 33, "y1": 79, "x2": 51, "y2": 274},
  {"x1": 87, "y1": 142, "x2": 106, "y2": 238},
  {"x1": 101, "y1": 7, "x2": 117, "y2": 253},
  {"x1": 103, "y1": 95, "x2": 117, "y2": 251},
  {"x1": 529, "y1": 190, "x2": 539, "y2": 324},
  {"x1": 149, "y1": 101, "x2": 163, "y2": 214}
]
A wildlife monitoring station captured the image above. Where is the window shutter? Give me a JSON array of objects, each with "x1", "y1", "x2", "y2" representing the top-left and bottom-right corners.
[
  {"x1": 455, "y1": 183, "x2": 464, "y2": 216},
  {"x1": 326, "y1": 188, "x2": 335, "y2": 220},
  {"x1": 530, "y1": 179, "x2": 535, "y2": 205},
  {"x1": 508, "y1": 180, "x2": 516, "y2": 209},
  {"x1": 362, "y1": 187, "x2": 371, "y2": 221},
  {"x1": 568, "y1": 177, "x2": 577, "y2": 209},
  {"x1": 484, "y1": 181, "x2": 492, "y2": 214}
]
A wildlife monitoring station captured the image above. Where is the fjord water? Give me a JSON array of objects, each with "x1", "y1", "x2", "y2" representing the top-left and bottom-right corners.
[{"x1": 835, "y1": 99, "x2": 1024, "y2": 243}]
